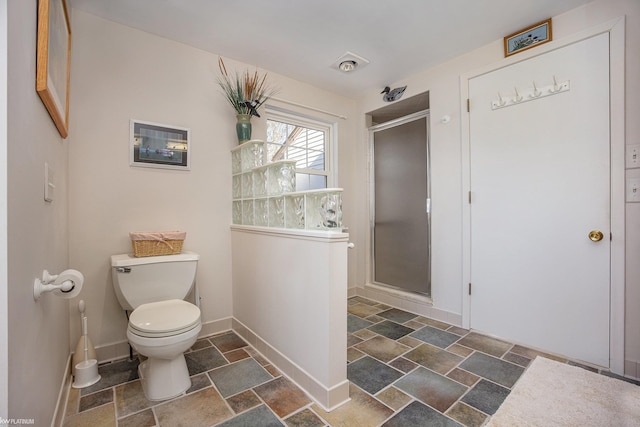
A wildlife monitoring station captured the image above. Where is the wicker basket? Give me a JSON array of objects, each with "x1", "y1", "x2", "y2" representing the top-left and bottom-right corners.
[{"x1": 130, "y1": 231, "x2": 186, "y2": 257}]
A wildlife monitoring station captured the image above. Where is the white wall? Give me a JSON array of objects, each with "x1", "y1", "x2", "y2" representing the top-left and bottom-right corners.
[
  {"x1": 68, "y1": 10, "x2": 358, "y2": 358},
  {"x1": 0, "y1": 0, "x2": 7, "y2": 420},
  {"x1": 356, "y1": 0, "x2": 640, "y2": 374},
  {"x1": 6, "y1": 0, "x2": 71, "y2": 423}
]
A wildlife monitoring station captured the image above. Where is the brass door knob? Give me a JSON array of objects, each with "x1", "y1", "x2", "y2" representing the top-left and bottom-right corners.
[{"x1": 588, "y1": 230, "x2": 604, "y2": 242}]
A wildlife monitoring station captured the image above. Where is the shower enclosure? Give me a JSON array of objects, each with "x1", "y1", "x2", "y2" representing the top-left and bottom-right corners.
[{"x1": 370, "y1": 112, "x2": 430, "y2": 296}]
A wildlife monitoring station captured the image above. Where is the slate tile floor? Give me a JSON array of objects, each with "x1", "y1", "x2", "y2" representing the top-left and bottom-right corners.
[{"x1": 63, "y1": 296, "x2": 590, "y2": 426}]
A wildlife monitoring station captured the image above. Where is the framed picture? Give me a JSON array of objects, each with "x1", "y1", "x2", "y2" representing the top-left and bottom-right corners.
[
  {"x1": 130, "y1": 120, "x2": 191, "y2": 170},
  {"x1": 504, "y1": 19, "x2": 552, "y2": 57},
  {"x1": 36, "y1": 0, "x2": 72, "y2": 138}
]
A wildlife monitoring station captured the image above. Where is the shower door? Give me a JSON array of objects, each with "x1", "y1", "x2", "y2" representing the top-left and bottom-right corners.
[{"x1": 371, "y1": 113, "x2": 430, "y2": 295}]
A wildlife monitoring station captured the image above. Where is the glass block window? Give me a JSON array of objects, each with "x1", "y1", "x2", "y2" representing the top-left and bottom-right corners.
[{"x1": 266, "y1": 109, "x2": 333, "y2": 191}]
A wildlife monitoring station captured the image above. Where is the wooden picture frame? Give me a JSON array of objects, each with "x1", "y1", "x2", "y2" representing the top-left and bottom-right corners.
[
  {"x1": 36, "y1": 0, "x2": 72, "y2": 138},
  {"x1": 504, "y1": 19, "x2": 552, "y2": 57},
  {"x1": 130, "y1": 120, "x2": 191, "y2": 170}
]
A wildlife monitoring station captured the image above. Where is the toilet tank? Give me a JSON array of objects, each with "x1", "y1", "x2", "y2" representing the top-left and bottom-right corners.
[{"x1": 110, "y1": 251, "x2": 199, "y2": 311}]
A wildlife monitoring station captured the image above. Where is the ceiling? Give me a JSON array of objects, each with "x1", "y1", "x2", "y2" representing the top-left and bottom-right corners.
[{"x1": 69, "y1": 0, "x2": 594, "y2": 98}]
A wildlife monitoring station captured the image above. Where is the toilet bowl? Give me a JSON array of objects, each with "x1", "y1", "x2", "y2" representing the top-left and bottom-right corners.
[{"x1": 127, "y1": 299, "x2": 201, "y2": 401}]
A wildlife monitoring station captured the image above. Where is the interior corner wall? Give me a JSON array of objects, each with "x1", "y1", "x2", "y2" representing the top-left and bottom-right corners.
[
  {"x1": 67, "y1": 10, "x2": 358, "y2": 358},
  {"x1": 357, "y1": 0, "x2": 640, "y2": 375},
  {"x1": 6, "y1": 0, "x2": 71, "y2": 423}
]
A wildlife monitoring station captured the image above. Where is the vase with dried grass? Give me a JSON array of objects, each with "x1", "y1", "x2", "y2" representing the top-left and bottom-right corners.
[{"x1": 217, "y1": 57, "x2": 276, "y2": 144}]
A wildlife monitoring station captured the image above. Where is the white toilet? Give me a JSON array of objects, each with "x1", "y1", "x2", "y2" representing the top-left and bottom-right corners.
[{"x1": 111, "y1": 251, "x2": 202, "y2": 401}]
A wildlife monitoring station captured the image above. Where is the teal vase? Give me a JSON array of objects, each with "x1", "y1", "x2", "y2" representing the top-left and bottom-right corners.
[{"x1": 236, "y1": 114, "x2": 252, "y2": 144}]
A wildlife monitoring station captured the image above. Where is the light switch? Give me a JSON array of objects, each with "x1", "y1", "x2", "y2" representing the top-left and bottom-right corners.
[
  {"x1": 627, "y1": 144, "x2": 640, "y2": 169},
  {"x1": 627, "y1": 178, "x2": 640, "y2": 203},
  {"x1": 44, "y1": 162, "x2": 54, "y2": 202}
]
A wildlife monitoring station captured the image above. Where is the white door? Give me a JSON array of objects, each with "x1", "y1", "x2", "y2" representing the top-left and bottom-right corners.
[{"x1": 469, "y1": 33, "x2": 610, "y2": 367}]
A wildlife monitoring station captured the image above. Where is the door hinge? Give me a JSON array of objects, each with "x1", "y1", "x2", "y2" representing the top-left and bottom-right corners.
[
  {"x1": 468, "y1": 283, "x2": 472, "y2": 295},
  {"x1": 467, "y1": 98, "x2": 470, "y2": 112},
  {"x1": 468, "y1": 191, "x2": 472, "y2": 204},
  {"x1": 610, "y1": 232, "x2": 613, "y2": 241}
]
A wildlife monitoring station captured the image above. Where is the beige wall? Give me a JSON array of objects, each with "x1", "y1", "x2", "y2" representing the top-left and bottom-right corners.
[
  {"x1": 68, "y1": 11, "x2": 358, "y2": 358},
  {"x1": 6, "y1": 0, "x2": 71, "y2": 423},
  {"x1": 356, "y1": 0, "x2": 640, "y2": 374}
]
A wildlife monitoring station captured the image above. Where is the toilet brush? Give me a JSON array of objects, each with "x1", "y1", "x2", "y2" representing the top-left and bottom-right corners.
[
  {"x1": 72, "y1": 316, "x2": 101, "y2": 388},
  {"x1": 72, "y1": 300, "x2": 96, "y2": 377}
]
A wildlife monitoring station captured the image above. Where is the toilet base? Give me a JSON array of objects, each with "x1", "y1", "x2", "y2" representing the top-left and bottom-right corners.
[{"x1": 138, "y1": 354, "x2": 191, "y2": 401}]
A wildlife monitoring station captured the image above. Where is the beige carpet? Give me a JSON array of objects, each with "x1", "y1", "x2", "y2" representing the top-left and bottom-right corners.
[{"x1": 487, "y1": 356, "x2": 640, "y2": 427}]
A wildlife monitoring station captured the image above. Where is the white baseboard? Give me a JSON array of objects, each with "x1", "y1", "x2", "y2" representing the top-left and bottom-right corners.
[
  {"x1": 354, "y1": 284, "x2": 463, "y2": 327},
  {"x1": 51, "y1": 354, "x2": 72, "y2": 427}
]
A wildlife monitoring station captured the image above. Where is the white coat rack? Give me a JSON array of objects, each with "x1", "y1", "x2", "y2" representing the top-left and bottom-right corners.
[{"x1": 491, "y1": 76, "x2": 570, "y2": 111}]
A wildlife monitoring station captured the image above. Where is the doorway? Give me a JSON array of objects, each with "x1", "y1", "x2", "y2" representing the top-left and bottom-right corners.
[
  {"x1": 467, "y1": 33, "x2": 612, "y2": 367},
  {"x1": 370, "y1": 112, "x2": 431, "y2": 296}
]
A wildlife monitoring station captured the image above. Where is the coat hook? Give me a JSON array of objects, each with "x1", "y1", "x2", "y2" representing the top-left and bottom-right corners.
[
  {"x1": 550, "y1": 75, "x2": 560, "y2": 93},
  {"x1": 531, "y1": 81, "x2": 541, "y2": 97},
  {"x1": 497, "y1": 92, "x2": 506, "y2": 106},
  {"x1": 514, "y1": 87, "x2": 523, "y2": 102}
]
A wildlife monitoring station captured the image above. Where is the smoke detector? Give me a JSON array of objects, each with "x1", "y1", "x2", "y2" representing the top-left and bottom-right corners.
[{"x1": 331, "y1": 51, "x2": 370, "y2": 73}]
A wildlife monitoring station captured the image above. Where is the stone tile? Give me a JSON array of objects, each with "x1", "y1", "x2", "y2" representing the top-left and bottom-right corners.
[
  {"x1": 459, "y1": 352, "x2": 524, "y2": 388},
  {"x1": 447, "y1": 367, "x2": 480, "y2": 387},
  {"x1": 210, "y1": 331, "x2": 248, "y2": 353},
  {"x1": 403, "y1": 320, "x2": 426, "y2": 330},
  {"x1": 79, "y1": 388, "x2": 113, "y2": 412},
  {"x1": 347, "y1": 347, "x2": 365, "y2": 363},
  {"x1": 226, "y1": 389, "x2": 262, "y2": 414},
  {"x1": 410, "y1": 325, "x2": 461, "y2": 349},
  {"x1": 349, "y1": 296, "x2": 377, "y2": 305},
  {"x1": 365, "y1": 314, "x2": 385, "y2": 323},
  {"x1": 254, "y1": 376, "x2": 311, "y2": 418},
  {"x1": 457, "y1": 332, "x2": 512, "y2": 358},
  {"x1": 389, "y1": 357, "x2": 418, "y2": 374},
  {"x1": 354, "y1": 336, "x2": 410, "y2": 363},
  {"x1": 62, "y1": 402, "x2": 115, "y2": 427},
  {"x1": 414, "y1": 316, "x2": 451, "y2": 330},
  {"x1": 568, "y1": 360, "x2": 599, "y2": 373},
  {"x1": 65, "y1": 387, "x2": 80, "y2": 417},
  {"x1": 217, "y1": 405, "x2": 284, "y2": 427},
  {"x1": 154, "y1": 387, "x2": 233, "y2": 426},
  {"x1": 404, "y1": 343, "x2": 463, "y2": 375},
  {"x1": 377, "y1": 308, "x2": 418, "y2": 324},
  {"x1": 117, "y1": 409, "x2": 155, "y2": 427},
  {"x1": 209, "y1": 358, "x2": 272, "y2": 397},
  {"x1": 447, "y1": 343, "x2": 474, "y2": 358},
  {"x1": 348, "y1": 314, "x2": 374, "y2": 333},
  {"x1": 224, "y1": 348, "x2": 251, "y2": 363},
  {"x1": 245, "y1": 347, "x2": 270, "y2": 366},
  {"x1": 264, "y1": 364, "x2": 281, "y2": 377},
  {"x1": 395, "y1": 367, "x2": 467, "y2": 412},
  {"x1": 397, "y1": 335, "x2": 422, "y2": 348},
  {"x1": 382, "y1": 401, "x2": 462, "y2": 427},
  {"x1": 347, "y1": 334, "x2": 363, "y2": 347},
  {"x1": 510, "y1": 345, "x2": 567, "y2": 363},
  {"x1": 114, "y1": 380, "x2": 154, "y2": 418},
  {"x1": 347, "y1": 356, "x2": 404, "y2": 395},
  {"x1": 284, "y1": 408, "x2": 326, "y2": 427},
  {"x1": 186, "y1": 373, "x2": 211, "y2": 394},
  {"x1": 460, "y1": 379, "x2": 510, "y2": 415},
  {"x1": 375, "y1": 386, "x2": 412, "y2": 410},
  {"x1": 502, "y1": 351, "x2": 532, "y2": 367},
  {"x1": 374, "y1": 303, "x2": 392, "y2": 310},
  {"x1": 368, "y1": 320, "x2": 414, "y2": 340},
  {"x1": 185, "y1": 346, "x2": 228, "y2": 375},
  {"x1": 312, "y1": 383, "x2": 394, "y2": 427},
  {"x1": 80, "y1": 358, "x2": 139, "y2": 396},
  {"x1": 446, "y1": 402, "x2": 488, "y2": 427},
  {"x1": 348, "y1": 303, "x2": 384, "y2": 318},
  {"x1": 190, "y1": 338, "x2": 212, "y2": 352},
  {"x1": 447, "y1": 326, "x2": 469, "y2": 336},
  {"x1": 353, "y1": 328, "x2": 378, "y2": 340}
]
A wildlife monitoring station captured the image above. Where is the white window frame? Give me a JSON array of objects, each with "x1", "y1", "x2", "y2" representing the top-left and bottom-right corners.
[{"x1": 264, "y1": 106, "x2": 337, "y2": 189}]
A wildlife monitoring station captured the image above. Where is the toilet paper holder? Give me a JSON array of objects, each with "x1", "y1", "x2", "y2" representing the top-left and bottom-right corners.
[{"x1": 34, "y1": 269, "x2": 84, "y2": 300}]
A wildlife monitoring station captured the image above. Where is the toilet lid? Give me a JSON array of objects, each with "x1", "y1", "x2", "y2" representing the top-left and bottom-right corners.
[{"x1": 129, "y1": 299, "x2": 201, "y2": 336}]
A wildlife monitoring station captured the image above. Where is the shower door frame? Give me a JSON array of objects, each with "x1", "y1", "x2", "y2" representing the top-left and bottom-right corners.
[{"x1": 369, "y1": 110, "x2": 431, "y2": 296}]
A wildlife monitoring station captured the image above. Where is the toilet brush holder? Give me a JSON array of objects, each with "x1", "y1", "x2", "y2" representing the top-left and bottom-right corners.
[{"x1": 72, "y1": 359, "x2": 101, "y2": 389}]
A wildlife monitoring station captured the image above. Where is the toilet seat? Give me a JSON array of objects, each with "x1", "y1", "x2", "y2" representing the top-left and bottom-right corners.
[{"x1": 129, "y1": 299, "x2": 201, "y2": 338}]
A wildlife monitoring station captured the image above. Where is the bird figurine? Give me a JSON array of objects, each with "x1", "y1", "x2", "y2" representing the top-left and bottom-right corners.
[
  {"x1": 381, "y1": 86, "x2": 407, "y2": 102},
  {"x1": 243, "y1": 100, "x2": 261, "y2": 117}
]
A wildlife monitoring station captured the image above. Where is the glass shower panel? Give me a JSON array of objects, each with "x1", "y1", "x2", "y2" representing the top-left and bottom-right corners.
[{"x1": 373, "y1": 117, "x2": 430, "y2": 295}]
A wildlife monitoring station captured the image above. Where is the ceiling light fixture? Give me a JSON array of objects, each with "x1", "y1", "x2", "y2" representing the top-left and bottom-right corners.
[
  {"x1": 331, "y1": 51, "x2": 370, "y2": 73},
  {"x1": 339, "y1": 60, "x2": 357, "y2": 72}
]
